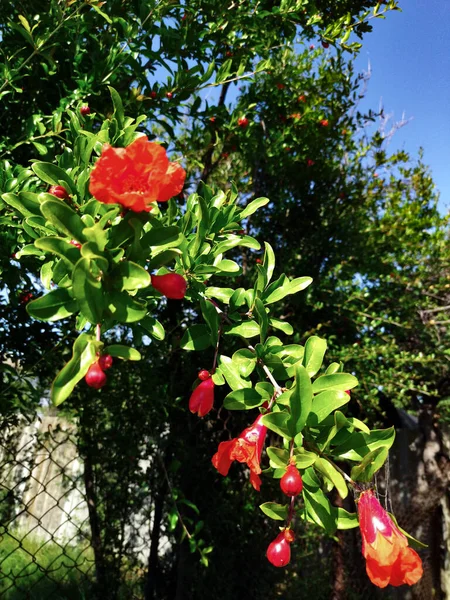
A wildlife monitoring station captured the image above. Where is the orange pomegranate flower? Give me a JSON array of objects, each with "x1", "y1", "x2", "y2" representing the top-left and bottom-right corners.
[
  {"x1": 212, "y1": 414, "x2": 267, "y2": 491},
  {"x1": 89, "y1": 136, "x2": 186, "y2": 212},
  {"x1": 357, "y1": 489, "x2": 423, "y2": 588}
]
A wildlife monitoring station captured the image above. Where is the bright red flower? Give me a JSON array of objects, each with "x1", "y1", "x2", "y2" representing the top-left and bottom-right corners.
[
  {"x1": 212, "y1": 414, "x2": 267, "y2": 490},
  {"x1": 89, "y1": 136, "x2": 186, "y2": 212},
  {"x1": 189, "y1": 378, "x2": 215, "y2": 417},
  {"x1": 357, "y1": 490, "x2": 423, "y2": 588}
]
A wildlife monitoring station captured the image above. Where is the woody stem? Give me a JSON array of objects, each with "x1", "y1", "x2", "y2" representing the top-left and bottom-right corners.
[{"x1": 96, "y1": 323, "x2": 101, "y2": 342}]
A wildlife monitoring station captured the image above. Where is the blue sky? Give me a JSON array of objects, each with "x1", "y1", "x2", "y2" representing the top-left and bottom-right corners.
[{"x1": 353, "y1": 1, "x2": 450, "y2": 215}]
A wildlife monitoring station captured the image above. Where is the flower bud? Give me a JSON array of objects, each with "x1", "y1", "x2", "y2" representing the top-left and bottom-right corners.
[
  {"x1": 151, "y1": 273, "x2": 187, "y2": 299},
  {"x1": 189, "y1": 378, "x2": 214, "y2": 417},
  {"x1": 85, "y1": 362, "x2": 107, "y2": 389},
  {"x1": 280, "y1": 464, "x2": 303, "y2": 497},
  {"x1": 98, "y1": 354, "x2": 113, "y2": 370},
  {"x1": 80, "y1": 105, "x2": 91, "y2": 116},
  {"x1": 198, "y1": 369, "x2": 210, "y2": 381},
  {"x1": 48, "y1": 185, "x2": 69, "y2": 200},
  {"x1": 266, "y1": 530, "x2": 293, "y2": 567}
]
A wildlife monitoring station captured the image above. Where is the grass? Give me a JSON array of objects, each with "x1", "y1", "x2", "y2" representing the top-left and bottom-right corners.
[{"x1": 0, "y1": 529, "x2": 94, "y2": 599}]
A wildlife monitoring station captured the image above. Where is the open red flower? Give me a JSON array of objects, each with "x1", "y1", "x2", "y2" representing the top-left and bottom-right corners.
[
  {"x1": 357, "y1": 489, "x2": 423, "y2": 588},
  {"x1": 212, "y1": 414, "x2": 267, "y2": 490},
  {"x1": 89, "y1": 135, "x2": 186, "y2": 212}
]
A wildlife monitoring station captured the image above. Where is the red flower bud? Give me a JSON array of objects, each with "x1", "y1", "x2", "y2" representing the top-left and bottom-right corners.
[
  {"x1": 306, "y1": 159, "x2": 315, "y2": 167},
  {"x1": 69, "y1": 240, "x2": 82, "y2": 249},
  {"x1": 19, "y1": 291, "x2": 33, "y2": 305},
  {"x1": 98, "y1": 354, "x2": 113, "y2": 370},
  {"x1": 276, "y1": 83, "x2": 285, "y2": 89},
  {"x1": 85, "y1": 362, "x2": 107, "y2": 389},
  {"x1": 80, "y1": 105, "x2": 91, "y2": 116},
  {"x1": 298, "y1": 94, "x2": 307, "y2": 103},
  {"x1": 280, "y1": 464, "x2": 303, "y2": 497},
  {"x1": 322, "y1": 41, "x2": 329, "y2": 48},
  {"x1": 256, "y1": 258, "x2": 262, "y2": 264},
  {"x1": 237, "y1": 117, "x2": 249, "y2": 128},
  {"x1": 266, "y1": 530, "x2": 293, "y2": 567},
  {"x1": 166, "y1": 92, "x2": 173, "y2": 99},
  {"x1": 48, "y1": 185, "x2": 69, "y2": 200},
  {"x1": 320, "y1": 119, "x2": 329, "y2": 127},
  {"x1": 150, "y1": 91, "x2": 157, "y2": 99},
  {"x1": 189, "y1": 378, "x2": 215, "y2": 417},
  {"x1": 198, "y1": 369, "x2": 210, "y2": 381},
  {"x1": 151, "y1": 273, "x2": 187, "y2": 299},
  {"x1": 345, "y1": 389, "x2": 351, "y2": 396},
  {"x1": 309, "y1": 44, "x2": 315, "y2": 50}
]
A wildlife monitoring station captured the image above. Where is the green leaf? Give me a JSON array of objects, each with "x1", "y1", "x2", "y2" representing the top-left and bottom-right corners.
[
  {"x1": 35, "y1": 237, "x2": 80, "y2": 267},
  {"x1": 223, "y1": 388, "x2": 264, "y2": 410},
  {"x1": 288, "y1": 365, "x2": 313, "y2": 436},
  {"x1": 269, "y1": 318, "x2": 293, "y2": 335},
  {"x1": 332, "y1": 427, "x2": 396, "y2": 461},
  {"x1": 180, "y1": 324, "x2": 211, "y2": 351},
  {"x1": 140, "y1": 316, "x2": 165, "y2": 340},
  {"x1": 266, "y1": 447, "x2": 289, "y2": 468},
  {"x1": 261, "y1": 411, "x2": 291, "y2": 440},
  {"x1": 314, "y1": 458, "x2": 348, "y2": 498},
  {"x1": 115, "y1": 261, "x2": 151, "y2": 291},
  {"x1": 108, "y1": 86, "x2": 124, "y2": 127},
  {"x1": 312, "y1": 373, "x2": 358, "y2": 394},
  {"x1": 26, "y1": 288, "x2": 79, "y2": 322},
  {"x1": 293, "y1": 449, "x2": 318, "y2": 469},
  {"x1": 303, "y1": 336, "x2": 327, "y2": 377},
  {"x1": 263, "y1": 242, "x2": 276, "y2": 285},
  {"x1": 254, "y1": 298, "x2": 269, "y2": 343},
  {"x1": 307, "y1": 390, "x2": 351, "y2": 426},
  {"x1": 259, "y1": 502, "x2": 289, "y2": 521},
  {"x1": 31, "y1": 162, "x2": 75, "y2": 193},
  {"x1": 142, "y1": 225, "x2": 182, "y2": 248},
  {"x1": 200, "y1": 298, "x2": 220, "y2": 346},
  {"x1": 40, "y1": 200, "x2": 86, "y2": 242},
  {"x1": 231, "y1": 348, "x2": 257, "y2": 377},
  {"x1": 239, "y1": 197, "x2": 270, "y2": 219},
  {"x1": 224, "y1": 320, "x2": 260, "y2": 339},
  {"x1": 51, "y1": 334, "x2": 101, "y2": 406},
  {"x1": 102, "y1": 345, "x2": 141, "y2": 361},
  {"x1": 73, "y1": 257, "x2": 104, "y2": 323},
  {"x1": 264, "y1": 275, "x2": 312, "y2": 304},
  {"x1": 215, "y1": 259, "x2": 240, "y2": 273},
  {"x1": 218, "y1": 355, "x2": 252, "y2": 391},
  {"x1": 350, "y1": 446, "x2": 389, "y2": 482},
  {"x1": 336, "y1": 508, "x2": 359, "y2": 530},
  {"x1": 106, "y1": 291, "x2": 147, "y2": 323},
  {"x1": 302, "y1": 468, "x2": 337, "y2": 534}
]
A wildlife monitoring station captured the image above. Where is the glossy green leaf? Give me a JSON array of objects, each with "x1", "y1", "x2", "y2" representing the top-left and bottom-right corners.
[
  {"x1": 312, "y1": 373, "x2": 358, "y2": 394},
  {"x1": 239, "y1": 197, "x2": 269, "y2": 219},
  {"x1": 180, "y1": 324, "x2": 211, "y2": 350},
  {"x1": 231, "y1": 348, "x2": 257, "y2": 377},
  {"x1": 314, "y1": 457, "x2": 348, "y2": 498},
  {"x1": 307, "y1": 390, "x2": 351, "y2": 426},
  {"x1": 293, "y1": 449, "x2": 318, "y2": 468},
  {"x1": 266, "y1": 446, "x2": 289, "y2": 468},
  {"x1": 31, "y1": 162, "x2": 75, "y2": 193},
  {"x1": 254, "y1": 297, "x2": 269, "y2": 343},
  {"x1": 218, "y1": 355, "x2": 252, "y2": 391},
  {"x1": 224, "y1": 320, "x2": 260, "y2": 339},
  {"x1": 336, "y1": 508, "x2": 359, "y2": 530},
  {"x1": 73, "y1": 257, "x2": 104, "y2": 323},
  {"x1": 350, "y1": 446, "x2": 389, "y2": 482},
  {"x1": 140, "y1": 315, "x2": 165, "y2": 340},
  {"x1": 261, "y1": 411, "x2": 291, "y2": 440},
  {"x1": 102, "y1": 345, "x2": 141, "y2": 361},
  {"x1": 259, "y1": 502, "x2": 288, "y2": 521},
  {"x1": 223, "y1": 387, "x2": 264, "y2": 410},
  {"x1": 303, "y1": 336, "x2": 327, "y2": 377},
  {"x1": 332, "y1": 427, "x2": 396, "y2": 461},
  {"x1": 35, "y1": 237, "x2": 80, "y2": 267},
  {"x1": 115, "y1": 261, "x2": 151, "y2": 291},
  {"x1": 106, "y1": 291, "x2": 147, "y2": 323},
  {"x1": 26, "y1": 288, "x2": 79, "y2": 322},
  {"x1": 40, "y1": 200, "x2": 86, "y2": 242},
  {"x1": 51, "y1": 334, "x2": 101, "y2": 406},
  {"x1": 288, "y1": 365, "x2": 313, "y2": 435}
]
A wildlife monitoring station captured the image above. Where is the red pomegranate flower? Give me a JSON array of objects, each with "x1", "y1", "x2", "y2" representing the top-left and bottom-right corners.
[
  {"x1": 89, "y1": 136, "x2": 186, "y2": 212},
  {"x1": 212, "y1": 414, "x2": 267, "y2": 490},
  {"x1": 357, "y1": 490, "x2": 423, "y2": 588}
]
